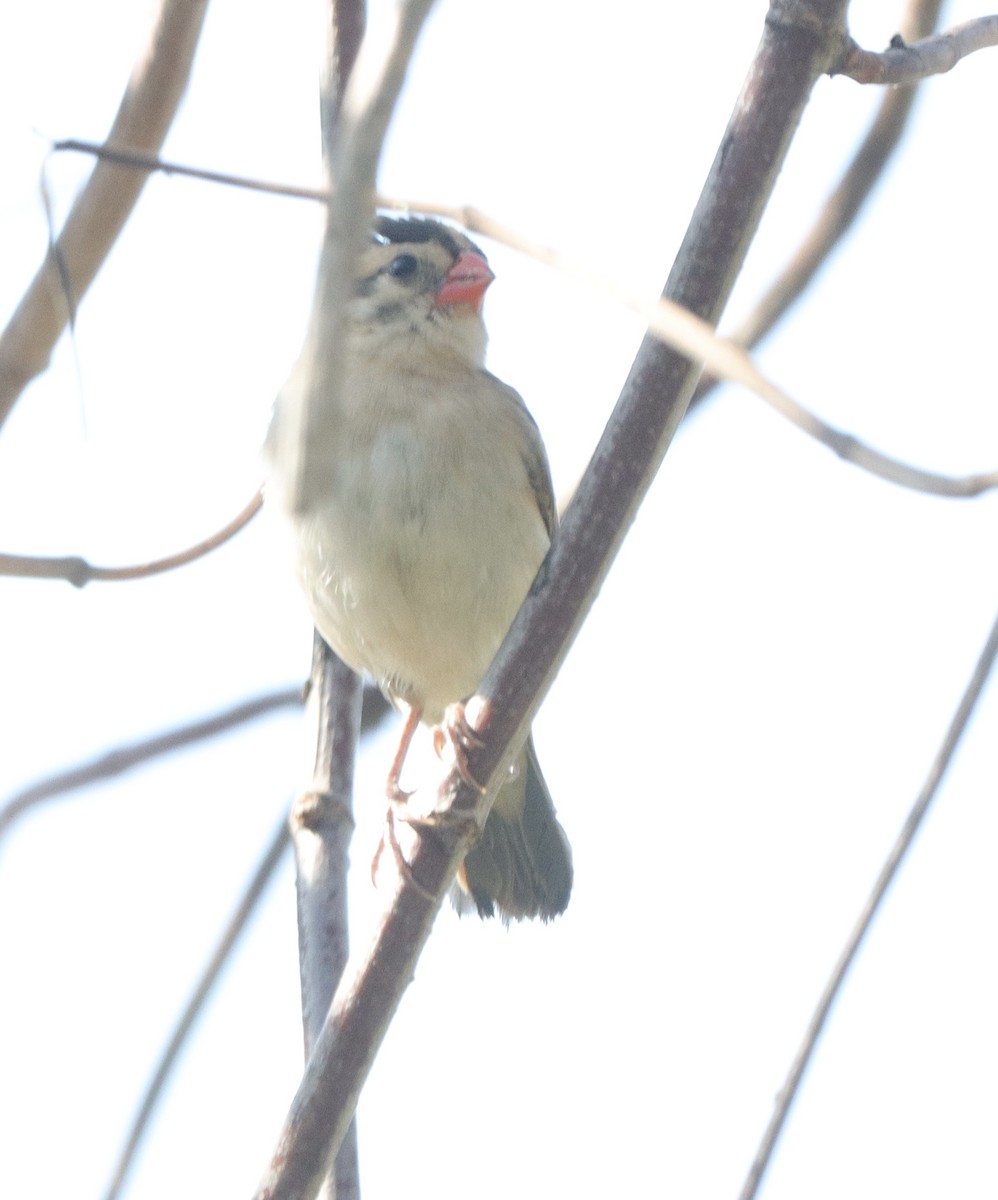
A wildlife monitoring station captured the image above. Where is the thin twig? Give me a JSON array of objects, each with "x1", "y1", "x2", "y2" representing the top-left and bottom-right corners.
[
  {"x1": 838, "y1": 15, "x2": 998, "y2": 84},
  {"x1": 51, "y1": 139, "x2": 328, "y2": 204},
  {"x1": 256, "y1": 5, "x2": 851, "y2": 1199},
  {"x1": 45, "y1": 142, "x2": 998, "y2": 501},
  {"x1": 0, "y1": 487, "x2": 264, "y2": 587},
  {"x1": 0, "y1": 687, "x2": 304, "y2": 847},
  {"x1": 691, "y1": 0, "x2": 945, "y2": 408},
  {"x1": 101, "y1": 815, "x2": 291, "y2": 1200},
  {"x1": 0, "y1": 0, "x2": 210, "y2": 427},
  {"x1": 382, "y1": 197, "x2": 998, "y2": 500},
  {"x1": 739, "y1": 602, "x2": 998, "y2": 1200}
]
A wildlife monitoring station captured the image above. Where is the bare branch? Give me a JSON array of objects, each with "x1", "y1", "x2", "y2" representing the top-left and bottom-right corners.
[
  {"x1": 739, "y1": 602, "x2": 998, "y2": 1200},
  {"x1": 256, "y1": 5, "x2": 852, "y2": 1198},
  {"x1": 838, "y1": 15, "x2": 998, "y2": 84},
  {"x1": 692, "y1": 333, "x2": 998, "y2": 498},
  {"x1": 293, "y1": 640, "x2": 364, "y2": 1200},
  {"x1": 391, "y1": 198, "x2": 998, "y2": 499},
  {"x1": 691, "y1": 0, "x2": 945, "y2": 406},
  {"x1": 0, "y1": 487, "x2": 263, "y2": 587},
  {"x1": 0, "y1": 687, "x2": 303, "y2": 848},
  {"x1": 101, "y1": 816, "x2": 291, "y2": 1200},
  {"x1": 0, "y1": 0, "x2": 210, "y2": 427}
]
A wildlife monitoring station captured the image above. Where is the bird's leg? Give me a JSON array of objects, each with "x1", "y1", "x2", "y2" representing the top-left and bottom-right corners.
[
  {"x1": 372, "y1": 703, "x2": 422, "y2": 885},
  {"x1": 385, "y1": 703, "x2": 422, "y2": 802},
  {"x1": 374, "y1": 699, "x2": 491, "y2": 884},
  {"x1": 433, "y1": 701, "x2": 488, "y2": 794},
  {"x1": 372, "y1": 702, "x2": 488, "y2": 894}
]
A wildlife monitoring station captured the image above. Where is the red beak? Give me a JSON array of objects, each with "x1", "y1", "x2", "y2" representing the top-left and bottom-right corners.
[{"x1": 435, "y1": 250, "x2": 495, "y2": 312}]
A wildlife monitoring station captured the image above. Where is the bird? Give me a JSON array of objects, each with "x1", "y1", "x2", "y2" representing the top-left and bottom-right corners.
[{"x1": 268, "y1": 215, "x2": 572, "y2": 921}]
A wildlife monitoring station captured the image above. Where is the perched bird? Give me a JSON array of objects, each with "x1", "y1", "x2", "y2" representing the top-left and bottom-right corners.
[{"x1": 269, "y1": 215, "x2": 571, "y2": 921}]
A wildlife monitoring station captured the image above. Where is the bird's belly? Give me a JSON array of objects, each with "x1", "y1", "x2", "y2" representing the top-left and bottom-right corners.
[{"x1": 296, "y1": 422, "x2": 548, "y2": 722}]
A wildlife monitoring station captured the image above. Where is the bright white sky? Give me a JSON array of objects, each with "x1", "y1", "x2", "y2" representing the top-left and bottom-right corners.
[{"x1": 2, "y1": 1, "x2": 997, "y2": 1198}]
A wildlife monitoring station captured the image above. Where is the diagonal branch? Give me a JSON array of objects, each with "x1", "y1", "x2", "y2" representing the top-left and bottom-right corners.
[
  {"x1": 385, "y1": 198, "x2": 998, "y2": 499},
  {"x1": 738, "y1": 600, "x2": 998, "y2": 1200},
  {"x1": 458, "y1": 0, "x2": 847, "y2": 823},
  {"x1": 0, "y1": 0, "x2": 210, "y2": 427},
  {"x1": 256, "y1": 5, "x2": 852, "y2": 1199}
]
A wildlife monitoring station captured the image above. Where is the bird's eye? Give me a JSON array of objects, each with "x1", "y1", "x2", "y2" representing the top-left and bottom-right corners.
[{"x1": 387, "y1": 254, "x2": 419, "y2": 280}]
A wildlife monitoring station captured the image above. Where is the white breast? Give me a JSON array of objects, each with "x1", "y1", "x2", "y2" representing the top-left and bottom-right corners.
[{"x1": 293, "y1": 360, "x2": 550, "y2": 723}]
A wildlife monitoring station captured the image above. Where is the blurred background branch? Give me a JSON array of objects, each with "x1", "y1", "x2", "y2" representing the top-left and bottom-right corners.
[
  {"x1": 740, "y1": 598, "x2": 998, "y2": 1200},
  {"x1": 0, "y1": 687, "x2": 304, "y2": 847},
  {"x1": 0, "y1": 0, "x2": 210, "y2": 426}
]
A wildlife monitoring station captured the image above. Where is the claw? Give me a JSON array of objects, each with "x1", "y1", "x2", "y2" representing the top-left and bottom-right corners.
[
  {"x1": 434, "y1": 702, "x2": 487, "y2": 794},
  {"x1": 371, "y1": 804, "x2": 437, "y2": 902}
]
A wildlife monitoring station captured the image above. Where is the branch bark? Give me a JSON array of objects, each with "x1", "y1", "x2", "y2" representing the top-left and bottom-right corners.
[
  {"x1": 838, "y1": 13, "x2": 998, "y2": 84},
  {"x1": 292, "y1": 641, "x2": 364, "y2": 1200}
]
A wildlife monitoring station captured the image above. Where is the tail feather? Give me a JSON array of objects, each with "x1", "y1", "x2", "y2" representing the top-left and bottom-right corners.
[{"x1": 456, "y1": 735, "x2": 572, "y2": 921}]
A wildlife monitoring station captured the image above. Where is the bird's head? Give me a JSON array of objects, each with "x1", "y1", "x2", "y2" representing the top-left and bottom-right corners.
[{"x1": 349, "y1": 216, "x2": 495, "y2": 366}]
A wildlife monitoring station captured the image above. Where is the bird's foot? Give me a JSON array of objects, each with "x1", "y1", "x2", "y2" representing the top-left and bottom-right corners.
[
  {"x1": 434, "y1": 702, "x2": 487, "y2": 794},
  {"x1": 370, "y1": 804, "x2": 438, "y2": 902}
]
